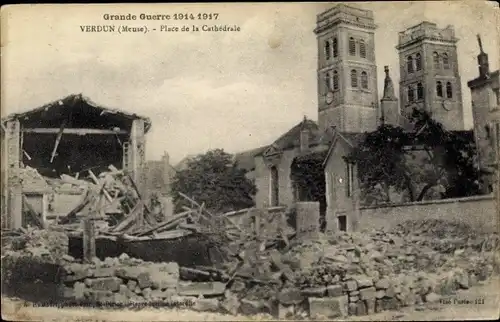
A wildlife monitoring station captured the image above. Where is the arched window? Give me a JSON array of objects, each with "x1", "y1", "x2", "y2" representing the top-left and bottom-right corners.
[
  {"x1": 417, "y1": 82, "x2": 424, "y2": 100},
  {"x1": 442, "y1": 53, "x2": 450, "y2": 69},
  {"x1": 351, "y1": 70, "x2": 358, "y2": 87},
  {"x1": 407, "y1": 86, "x2": 415, "y2": 102},
  {"x1": 349, "y1": 37, "x2": 356, "y2": 56},
  {"x1": 361, "y1": 71, "x2": 368, "y2": 89},
  {"x1": 436, "y1": 81, "x2": 443, "y2": 97},
  {"x1": 359, "y1": 39, "x2": 366, "y2": 58},
  {"x1": 333, "y1": 38, "x2": 338, "y2": 58},
  {"x1": 407, "y1": 56, "x2": 414, "y2": 73},
  {"x1": 433, "y1": 52, "x2": 440, "y2": 69},
  {"x1": 446, "y1": 82, "x2": 452, "y2": 98},
  {"x1": 325, "y1": 72, "x2": 331, "y2": 91},
  {"x1": 325, "y1": 40, "x2": 331, "y2": 60},
  {"x1": 333, "y1": 70, "x2": 339, "y2": 90},
  {"x1": 415, "y1": 53, "x2": 422, "y2": 71}
]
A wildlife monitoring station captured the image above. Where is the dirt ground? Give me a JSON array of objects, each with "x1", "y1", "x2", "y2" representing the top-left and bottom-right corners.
[{"x1": 2, "y1": 276, "x2": 499, "y2": 321}]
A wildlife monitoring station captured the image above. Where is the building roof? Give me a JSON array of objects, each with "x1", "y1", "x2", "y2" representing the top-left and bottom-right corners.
[
  {"x1": 256, "y1": 117, "x2": 333, "y2": 157},
  {"x1": 322, "y1": 129, "x2": 366, "y2": 167},
  {"x1": 1, "y1": 93, "x2": 152, "y2": 133},
  {"x1": 233, "y1": 146, "x2": 268, "y2": 172},
  {"x1": 467, "y1": 70, "x2": 499, "y2": 88}
]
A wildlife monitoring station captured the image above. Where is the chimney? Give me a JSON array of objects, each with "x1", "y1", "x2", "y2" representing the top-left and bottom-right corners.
[{"x1": 477, "y1": 34, "x2": 490, "y2": 78}]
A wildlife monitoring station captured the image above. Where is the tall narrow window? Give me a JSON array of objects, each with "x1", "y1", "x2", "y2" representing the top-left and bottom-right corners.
[
  {"x1": 333, "y1": 38, "x2": 338, "y2": 58},
  {"x1": 446, "y1": 82, "x2": 453, "y2": 98},
  {"x1": 436, "y1": 81, "x2": 443, "y2": 97},
  {"x1": 325, "y1": 40, "x2": 331, "y2": 60},
  {"x1": 346, "y1": 163, "x2": 354, "y2": 197},
  {"x1": 407, "y1": 56, "x2": 414, "y2": 73},
  {"x1": 349, "y1": 37, "x2": 356, "y2": 56},
  {"x1": 415, "y1": 53, "x2": 422, "y2": 71},
  {"x1": 270, "y1": 166, "x2": 279, "y2": 206},
  {"x1": 359, "y1": 39, "x2": 366, "y2": 58},
  {"x1": 433, "y1": 52, "x2": 440, "y2": 69},
  {"x1": 442, "y1": 53, "x2": 450, "y2": 69},
  {"x1": 361, "y1": 71, "x2": 368, "y2": 89},
  {"x1": 350, "y1": 70, "x2": 358, "y2": 88},
  {"x1": 408, "y1": 86, "x2": 415, "y2": 102},
  {"x1": 417, "y1": 82, "x2": 424, "y2": 100},
  {"x1": 333, "y1": 70, "x2": 339, "y2": 90},
  {"x1": 325, "y1": 72, "x2": 331, "y2": 91}
]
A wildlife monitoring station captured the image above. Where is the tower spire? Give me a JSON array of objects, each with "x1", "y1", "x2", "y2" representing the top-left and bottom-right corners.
[
  {"x1": 477, "y1": 34, "x2": 484, "y2": 53},
  {"x1": 476, "y1": 33, "x2": 489, "y2": 78},
  {"x1": 382, "y1": 66, "x2": 396, "y2": 100}
]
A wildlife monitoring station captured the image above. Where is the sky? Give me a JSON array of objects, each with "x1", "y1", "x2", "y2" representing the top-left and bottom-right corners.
[{"x1": 2, "y1": 2, "x2": 499, "y2": 165}]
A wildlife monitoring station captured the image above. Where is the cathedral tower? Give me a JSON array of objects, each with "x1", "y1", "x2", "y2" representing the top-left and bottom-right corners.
[
  {"x1": 314, "y1": 4, "x2": 379, "y2": 133},
  {"x1": 396, "y1": 21, "x2": 465, "y2": 130}
]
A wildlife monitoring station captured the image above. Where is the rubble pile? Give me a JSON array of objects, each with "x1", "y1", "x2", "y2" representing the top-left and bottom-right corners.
[
  {"x1": 2, "y1": 227, "x2": 69, "y2": 263},
  {"x1": 60, "y1": 253, "x2": 182, "y2": 305}
]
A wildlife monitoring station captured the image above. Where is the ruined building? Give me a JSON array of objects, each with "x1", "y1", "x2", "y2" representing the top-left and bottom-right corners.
[
  {"x1": 468, "y1": 35, "x2": 500, "y2": 193},
  {"x1": 1, "y1": 94, "x2": 151, "y2": 229}
]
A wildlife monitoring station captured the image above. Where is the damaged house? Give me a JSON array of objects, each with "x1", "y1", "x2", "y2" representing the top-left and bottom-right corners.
[{"x1": 1, "y1": 93, "x2": 151, "y2": 230}]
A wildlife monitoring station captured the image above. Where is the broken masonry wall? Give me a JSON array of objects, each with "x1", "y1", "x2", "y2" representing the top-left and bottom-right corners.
[{"x1": 67, "y1": 234, "x2": 215, "y2": 268}]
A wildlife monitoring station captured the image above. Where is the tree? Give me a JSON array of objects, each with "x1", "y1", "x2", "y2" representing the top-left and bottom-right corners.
[
  {"x1": 346, "y1": 108, "x2": 482, "y2": 205},
  {"x1": 170, "y1": 149, "x2": 257, "y2": 214}
]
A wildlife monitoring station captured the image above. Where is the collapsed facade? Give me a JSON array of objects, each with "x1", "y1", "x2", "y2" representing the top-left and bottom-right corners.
[{"x1": 1, "y1": 93, "x2": 151, "y2": 230}]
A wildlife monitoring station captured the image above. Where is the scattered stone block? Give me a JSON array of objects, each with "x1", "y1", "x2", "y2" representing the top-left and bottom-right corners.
[
  {"x1": 92, "y1": 267, "x2": 115, "y2": 278},
  {"x1": 348, "y1": 302, "x2": 357, "y2": 315},
  {"x1": 178, "y1": 281, "x2": 225, "y2": 296},
  {"x1": 360, "y1": 287, "x2": 376, "y2": 300},
  {"x1": 221, "y1": 291, "x2": 240, "y2": 315},
  {"x1": 73, "y1": 281, "x2": 86, "y2": 300},
  {"x1": 239, "y1": 299, "x2": 269, "y2": 315},
  {"x1": 365, "y1": 299, "x2": 375, "y2": 314},
  {"x1": 308, "y1": 296, "x2": 348, "y2": 319},
  {"x1": 194, "y1": 298, "x2": 219, "y2": 312},
  {"x1": 278, "y1": 304, "x2": 295, "y2": 319},
  {"x1": 354, "y1": 275, "x2": 373, "y2": 288},
  {"x1": 278, "y1": 287, "x2": 304, "y2": 305},
  {"x1": 86, "y1": 277, "x2": 122, "y2": 292},
  {"x1": 458, "y1": 274, "x2": 470, "y2": 289},
  {"x1": 127, "y1": 280, "x2": 137, "y2": 291},
  {"x1": 344, "y1": 280, "x2": 357, "y2": 292},
  {"x1": 87, "y1": 290, "x2": 113, "y2": 303},
  {"x1": 230, "y1": 280, "x2": 246, "y2": 293},
  {"x1": 301, "y1": 286, "x2": 326, "y2": 297},
  {"x1": 115, "y1": 266, "x2": 142, "y2": 280},
  {"x1": 375, "y1": 278, "x2": 390, "y2": 289},
  {"x1": 425, "y1": 292, "x2": 441, "y2": 303},
  {"x1": 327, "y1": 284, "x2": 343, "y2": 297},
  {"x1": 349, "y1": 296, "x2": 359, "y2": 303},
  {"x1": 137, "y1": 272, "x2": 152, "y2": 289},
  {"x1": 355, "y1": 300, "x2": 367, "y2": 316},
  {"x1": 376, "y1": 290, "x2": 385, "y2": 299}
]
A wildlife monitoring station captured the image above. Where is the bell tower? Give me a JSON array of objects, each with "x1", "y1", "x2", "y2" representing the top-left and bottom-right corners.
[
  {"x1": 314, "y1": 4, "x2": 379, "y2": 133},
  {"x1": 397, "y1": 21, "x2": 465, "y2": 130}
]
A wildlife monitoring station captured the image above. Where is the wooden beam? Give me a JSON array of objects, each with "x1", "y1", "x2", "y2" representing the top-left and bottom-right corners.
[
  {"x1": 23, "y1": 128, "x2": 128, "y2": 135},
  {"x1": 50, "y1": 120, "x2": 67, "y2": 163}
]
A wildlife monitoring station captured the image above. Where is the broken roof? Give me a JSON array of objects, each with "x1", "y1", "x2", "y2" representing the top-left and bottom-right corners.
[{"x1": 1, "y1": 93, "x2": 152, "y2": 133}]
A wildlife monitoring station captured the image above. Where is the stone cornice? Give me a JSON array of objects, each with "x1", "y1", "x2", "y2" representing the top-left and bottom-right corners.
[
  {"x1": 314, "y1": 18, "x2": 376, "y2": 35},
  {"x1": 396, "y1": 36, "x2": 458, "y2": 50}
]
